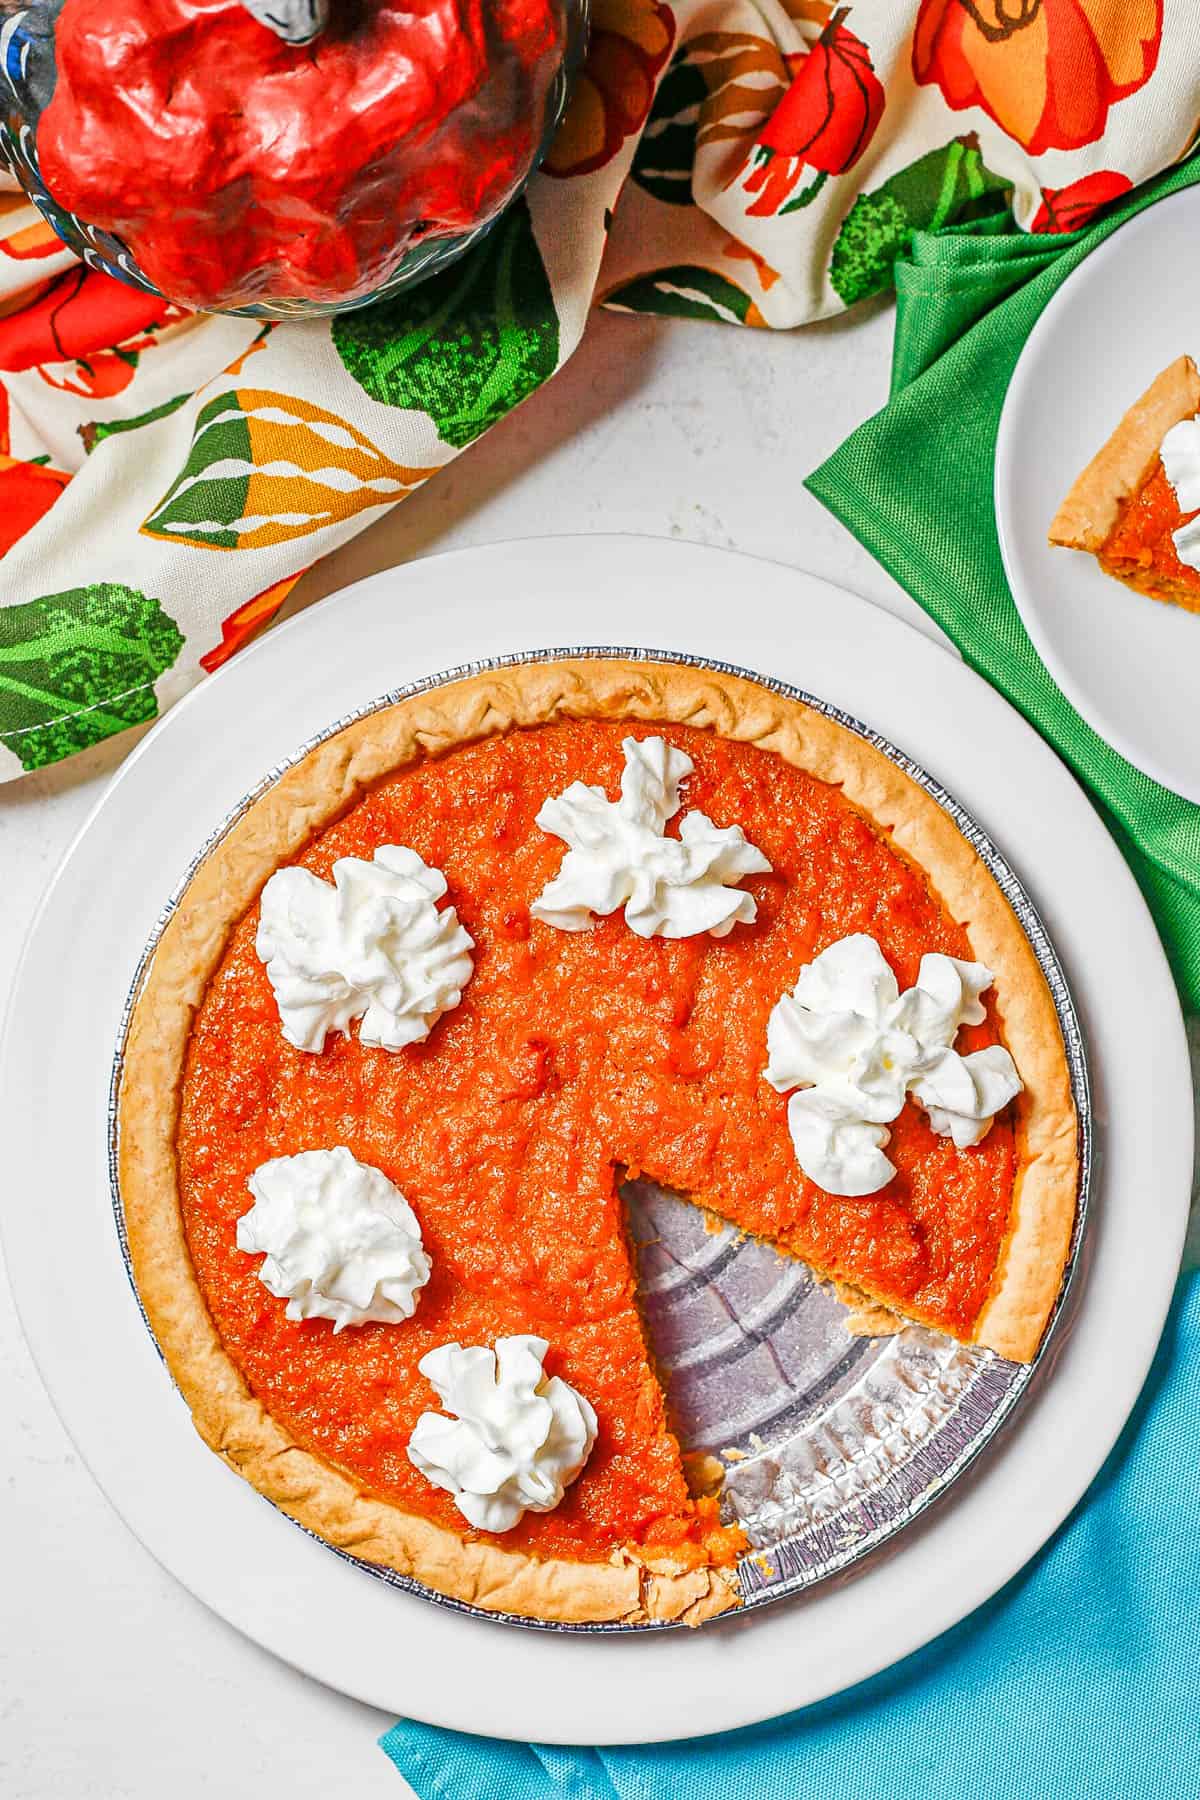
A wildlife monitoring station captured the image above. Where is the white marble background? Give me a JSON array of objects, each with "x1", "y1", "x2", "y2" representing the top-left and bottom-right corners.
[{"x1": 3, "y1": 303, "x2": 1195, "y2": 1798}]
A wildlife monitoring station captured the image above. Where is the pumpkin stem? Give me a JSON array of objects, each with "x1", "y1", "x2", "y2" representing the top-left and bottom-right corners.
[{"x1": 237, "y1": 0, "x2": 330, "y2": 45}]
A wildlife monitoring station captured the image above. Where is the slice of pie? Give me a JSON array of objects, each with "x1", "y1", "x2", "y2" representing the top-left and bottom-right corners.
[
  {"x1": 117, "y1": 658, "x2": 1078, "y2": 1626},
  {"x1": 1049, "y1": 354, "x2": 1200, "y2": 612}
]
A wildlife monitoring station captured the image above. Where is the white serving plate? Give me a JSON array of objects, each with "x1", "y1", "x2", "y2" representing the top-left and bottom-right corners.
[
  {"x1": 107, "y1": 643, "x2": 1092, "y2": 1634},
  {"x1": 1, "y1": 536, "x2": 1190, "y2": 1743},
  {"x1": 996, "y1": 184, "x2": 1200, "y2": 802}
]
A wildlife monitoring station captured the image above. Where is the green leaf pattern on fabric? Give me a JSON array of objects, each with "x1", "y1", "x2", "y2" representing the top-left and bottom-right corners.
[
  {"x1": 604, "y1": 266, "x2": 756, "y2": 325},
  {"x1": 0, "y1": 583, "x2": 184, "y2": 773},
  {"x1": 630, "y1": 49, "x2": 705, "y2": 206},
  {"x1": 332, "y1": 201, "x2": 559, "y2": 450},
  {"x1": 141, "y1": 392, "x2": 254, "y2": 550},
  {"x1": 830, "y1": 136, "x2": 1012, "y2": 307}
]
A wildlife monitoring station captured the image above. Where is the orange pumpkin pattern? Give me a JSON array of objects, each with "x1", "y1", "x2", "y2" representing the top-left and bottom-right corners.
[
  {"x1": 543, "y1": 0, "x2": 675, "y2": 178},
  {"x1": 200, "y1": 571, "x2": 307, "y2": 672},
  {"x1": 0, "y1": 386, "x2": 71, "y2": 555},
  {"x1": 741, "y1": 9, "x2": 886, "y2": 217},
  {"x1": 1029, "y1": 168, "x2": 1132, "y2": 232},
  {"x1": 912, "y1": 0, "x2": 1163, "y2": 155}
]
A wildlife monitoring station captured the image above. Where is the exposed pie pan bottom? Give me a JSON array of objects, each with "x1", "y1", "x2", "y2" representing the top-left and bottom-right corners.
[{"x1": 110, "y1": 648, "x2": 1090, "y2": 1631}]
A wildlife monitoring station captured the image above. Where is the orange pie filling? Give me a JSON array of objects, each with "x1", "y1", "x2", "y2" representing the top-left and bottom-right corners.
[
  {"x1": 1099, "y1": 458, "x2": 1200, "y2": 608},
  {"x1": 176, "y1": 719, "x2": 1019, "y2": 1567}
]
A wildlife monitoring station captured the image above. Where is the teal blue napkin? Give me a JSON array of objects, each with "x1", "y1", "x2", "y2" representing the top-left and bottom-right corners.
[{"x1": 381, "y1": 1271, "x2": 1198, "y2": 1797}]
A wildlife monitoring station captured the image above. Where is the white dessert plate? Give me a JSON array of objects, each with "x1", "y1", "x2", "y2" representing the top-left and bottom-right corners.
[
  {"x1": 996, "y1": 184, "x2": 1200, "y2": 802},
  {"x1": 1, "y1": 536, "x2": 1191, "y2": 1744}
]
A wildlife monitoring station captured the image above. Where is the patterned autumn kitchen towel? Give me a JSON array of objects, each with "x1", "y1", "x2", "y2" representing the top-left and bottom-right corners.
[{"x1": 0, "y1": 1, "x2": 1191, "y2": 777}]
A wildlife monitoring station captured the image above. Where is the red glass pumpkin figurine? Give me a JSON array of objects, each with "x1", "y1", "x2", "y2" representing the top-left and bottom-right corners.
[{"x1": 0, "y1": 0, "x2": 586, "y2": 316}]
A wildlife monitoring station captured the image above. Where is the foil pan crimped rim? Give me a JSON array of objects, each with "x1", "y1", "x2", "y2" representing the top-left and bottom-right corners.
[{"x1": 107, "y1": 646, "x2": 1092, "y2": 1634}]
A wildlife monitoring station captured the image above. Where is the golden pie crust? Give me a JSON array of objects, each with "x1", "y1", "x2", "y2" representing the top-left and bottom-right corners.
[
  {"x1": 118, "y1": 658, "x2": 1079, "y2": 1625},
  {"x1": 1049, "y1": 355, "x2": 1200, "y2": 607}
]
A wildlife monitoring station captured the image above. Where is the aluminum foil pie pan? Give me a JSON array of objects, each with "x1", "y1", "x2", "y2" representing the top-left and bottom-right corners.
[{"x1": 109, "y1": 647, "x2": 1092, "y2": 1632}]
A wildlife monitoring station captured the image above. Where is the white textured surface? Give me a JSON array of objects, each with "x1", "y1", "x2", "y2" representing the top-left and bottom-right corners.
[{"x1": 0, "y1": 299, "x2": 977, "y2": 1795}]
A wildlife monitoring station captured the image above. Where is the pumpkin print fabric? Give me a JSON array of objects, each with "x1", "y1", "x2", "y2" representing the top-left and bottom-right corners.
[
  {"x1": 911, "y1": 0, "x2": 1163, "y2": 157},
  {"x1": 0, "y1": 0, "x2": 1195, "y2": 777}
]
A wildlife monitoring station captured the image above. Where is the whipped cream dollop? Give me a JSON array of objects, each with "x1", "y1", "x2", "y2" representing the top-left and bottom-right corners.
[
  {"x1": 237, "y1": 1147, "x2": 432, "y2": 1330},
  {"x1": 407, "y1": 1336, "x2": 598, "y2": 1532},
  {"x1": 531, "y1": 735, "x2": 770, "y2": 939},
  {"x1": 1158, "y1": 414, "x2": 1200, "y2": 571},
  {"x1": 256, "y1": 844, "x2": 473, "y2": 1053},
  {"x1": 765, "y1": 933, "x2": 1022, "y2": 1196}
]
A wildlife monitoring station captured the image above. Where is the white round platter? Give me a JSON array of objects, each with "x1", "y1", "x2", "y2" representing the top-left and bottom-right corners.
[
  {"x1": 996, "y1": 183, "x2": 1200, "y2": 802},
  {"x1": 2, "y1": 536, "x2": 1191, "y2": 1744}
]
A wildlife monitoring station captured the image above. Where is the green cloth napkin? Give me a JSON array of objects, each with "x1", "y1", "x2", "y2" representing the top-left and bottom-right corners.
[{"x1": 807, "y1": 155, "x2": 1200, "y2": 1011}]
